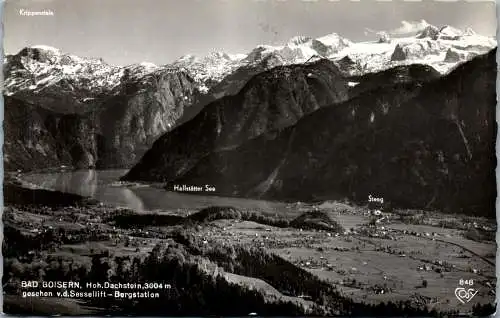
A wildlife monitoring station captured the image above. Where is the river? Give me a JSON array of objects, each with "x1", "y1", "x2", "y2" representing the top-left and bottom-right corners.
[{"x1": 21, "y1": 169, "x2": 287, "y2": 213}]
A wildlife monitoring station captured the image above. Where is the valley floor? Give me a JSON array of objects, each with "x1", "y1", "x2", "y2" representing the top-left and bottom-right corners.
[{"x1": 2, "y1": 183, "x2": 497, "y2": 316}]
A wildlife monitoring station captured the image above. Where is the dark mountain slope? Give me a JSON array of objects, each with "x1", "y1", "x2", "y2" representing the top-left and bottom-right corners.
[
  {"x1": 178, "y1": 60, "x2": 442, "y2": 127},
  {"x1": 3, "y1": 68, "x2": 199, "y2": 171},
  {"x1": 3, "y1": 96, "x2": 99, "y2": 171},
  {"x1": 122, "y1": 59, "x2": 350, "y2": 182},
  {"x1": 166, "y1": 49, "x2": 496, "y2": 217},
  {"x1": 95, "y1": 69, "x2": 197, "y2": 168},
  {"x1": 347, "y1": 63, "x2": 442, "y2": 97},
  {"x1": 176, "y1": 54, "x2": 289, "y2": 125}
]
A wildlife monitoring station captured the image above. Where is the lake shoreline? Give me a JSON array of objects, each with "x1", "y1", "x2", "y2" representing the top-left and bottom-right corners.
[{"x1": 14, "y1": 169, "x2": 292, "y2": 214}]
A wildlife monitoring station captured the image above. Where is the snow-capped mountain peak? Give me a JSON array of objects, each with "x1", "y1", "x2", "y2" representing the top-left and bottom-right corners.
[
  {"x1": 287, "y1": 35, "x2": 313, "y2": 46},
  {"x1": 139, "y1": 61, "x2": 158, "y2": 68},
  {"x1": 204, "y1": 51, "x2": 233, "y2": 63},
  {"x1": 2, "y1": 45, "x2": 173, "y2": 105},
  {"x1": 30, "y1": 45, "x2": 62, "y2": 54},
  {"x1": 228, "y1": 53, "x2": 247, "y2": 61},
  {"x1": 176, "y1": 54, "x2": 197, "y2": 64},
  {"x1": 316, "y1": 33, "x2": 353, "y2": 48},
  {"x1": 416, "y1": 25, "x2": 440, "y2": 39},
  {"x1": 438, "y1": 25, "x2": 464, "y2": 40},
  {"x1": 464, "y1": 27, "x2": 476, "y2": 36},
  {"x1": 416, "y1": 23, "x2": 480, "y2": 41}
]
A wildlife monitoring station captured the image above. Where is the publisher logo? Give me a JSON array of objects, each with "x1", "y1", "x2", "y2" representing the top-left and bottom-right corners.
[{"x1": 455, "y1": 279, "x2": 478, "y2": 304}]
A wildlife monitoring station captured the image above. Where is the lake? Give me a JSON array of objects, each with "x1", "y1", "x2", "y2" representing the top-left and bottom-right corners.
[{"x1": 21, "y1": 169, "x2": 287, "y2": 213}]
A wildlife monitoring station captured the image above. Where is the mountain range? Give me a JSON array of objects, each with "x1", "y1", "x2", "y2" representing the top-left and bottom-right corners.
[
  {"x1": 3, "y1": 22, "x2": 497, "y2": 202},
  {"x1": 4, "y1": 22, "x2": 495, "y2": 102},
  {"x1": 124, "y1": 48, "x2": 496, "y2": 217}
]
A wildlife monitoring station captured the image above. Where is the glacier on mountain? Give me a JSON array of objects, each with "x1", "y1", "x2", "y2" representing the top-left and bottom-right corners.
[{"x1": 168, "y1": 23, "x2": 496, "y2": 85}]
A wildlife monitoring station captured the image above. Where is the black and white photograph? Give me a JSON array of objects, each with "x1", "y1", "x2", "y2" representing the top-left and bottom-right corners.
[{"x1": 2, "y1": 0, "x2": 497, "y2": 316}]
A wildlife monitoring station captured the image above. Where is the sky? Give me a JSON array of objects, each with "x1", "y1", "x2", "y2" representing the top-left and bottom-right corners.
[{"x1": 3, "y1": 0, "x2": 497, "y2": 66}]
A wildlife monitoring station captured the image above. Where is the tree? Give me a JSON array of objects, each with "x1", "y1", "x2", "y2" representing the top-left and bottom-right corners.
[
  {"x1": 114, "y1": 256, "x2": 128, "y2": 281},
  {"x1": 90, "y1": 255, "x2": 111, "y2": 282}
]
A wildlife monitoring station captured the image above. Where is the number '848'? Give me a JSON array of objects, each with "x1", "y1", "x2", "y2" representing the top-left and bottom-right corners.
[{"x1": 459, "y1": 279, "x2": 474, "y2": 286}]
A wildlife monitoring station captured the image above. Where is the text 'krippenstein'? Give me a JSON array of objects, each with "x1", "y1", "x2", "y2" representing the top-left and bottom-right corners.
[{"x1": 19, "y1": 9, "x2": 54, "y2": 16}]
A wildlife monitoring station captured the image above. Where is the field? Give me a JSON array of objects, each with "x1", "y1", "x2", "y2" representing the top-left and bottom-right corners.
[
  {"x1": 184, "y1": 212, "x2": 496, "y2": 312},
  {"x1": 3, "y1": 182, "x2": 497, "y2": 316}
]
